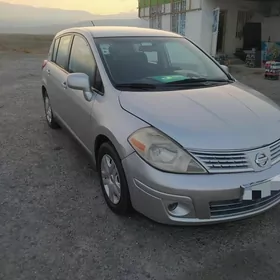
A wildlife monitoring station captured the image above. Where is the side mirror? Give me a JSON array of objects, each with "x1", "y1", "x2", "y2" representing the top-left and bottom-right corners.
[
  {"x1": 67, "y1": 73, "x2": 92, "y2": 101},
  {"x1": 220, "y1": 65, "x2": 229, "y2": 74}
]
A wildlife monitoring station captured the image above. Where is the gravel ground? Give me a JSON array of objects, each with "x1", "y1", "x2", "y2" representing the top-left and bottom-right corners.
[{"x1": 1, "y1": 52, "x2": 280, "y2": 280}]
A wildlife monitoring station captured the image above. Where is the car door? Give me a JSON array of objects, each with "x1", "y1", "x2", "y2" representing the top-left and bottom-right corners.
[
  {"x1": 43, "y1": 37, "x2": 58, "y2": 94},
  {"x1": 46, "y1": 34, "x2": 73, "y2": 122},
  {"x1": 65, "y1": 34, "x2": 103, "y2": 152}
]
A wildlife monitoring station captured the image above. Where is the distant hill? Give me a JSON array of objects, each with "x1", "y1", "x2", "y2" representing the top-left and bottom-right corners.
[
  {"x1": 0, "y1": 19, "x2": 147, "y2": 34},
  {"x1": 0, "y1": 2, "x2": 94, "y2": 25},
  {"x1": 0, "y1": 1, "x2": 144, "y2": 34}
]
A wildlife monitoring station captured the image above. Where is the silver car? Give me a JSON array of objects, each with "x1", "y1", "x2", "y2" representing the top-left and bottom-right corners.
[{"x1": 42, "y1": 26, "x2": 280, "y2": 225}]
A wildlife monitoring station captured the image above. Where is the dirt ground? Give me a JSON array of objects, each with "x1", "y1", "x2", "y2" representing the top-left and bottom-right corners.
[
  {"x1": 1, "y1": 35, "x2": 280, "y2": 280},
  {"x1": 230, "y1": 64, "x2": 280, "y2": 104},
  {"x1": 0, "y1": 34, "x2": 53, "y2": 54}
]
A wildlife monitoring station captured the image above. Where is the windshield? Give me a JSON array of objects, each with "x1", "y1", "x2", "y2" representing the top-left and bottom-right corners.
[{"x1": 95, "y1": 37, "x2": 230, "y2": 90}]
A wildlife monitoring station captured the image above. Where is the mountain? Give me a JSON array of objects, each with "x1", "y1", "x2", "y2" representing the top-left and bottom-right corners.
[
  {"x1": 0, "y1": 2, "x2": 143, "y2": 34},
  {"x1": 0, "y1": 19, "x2": 147, "y2": 34},
  {"x1": 0, "y1": 2, "x2": 93, "y2": 25}
]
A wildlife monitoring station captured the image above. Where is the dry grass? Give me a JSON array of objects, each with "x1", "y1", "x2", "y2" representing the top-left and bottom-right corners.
[{"x1": 0, "y1": 34, "x2": 53, "y2": 54}]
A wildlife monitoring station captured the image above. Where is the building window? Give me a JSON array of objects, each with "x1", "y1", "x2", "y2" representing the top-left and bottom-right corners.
[
  {"x1": 157, "y1": 15, "x2": 162, "y2": 29},
  {"x1": 179, "y1": 13, "x2": 186, "y2": 35},
  {"x1": 181, "y1": 0, "x2": 187, "y2": 11},
  {"x1": 150, "y1": 17, "x2": 156, "y2": 28},
  {"x1": 172, "y1": 0, "x2": 189, "y2": 13},
  {"x1": 150, "y1": 4, "x2": 163, "y2": 29},
  {"x1": 171, "y1": 0, "x2": 188, "y2": 36},
  {"x1": 171, "y1": 14, "x2": 179, "y2": 33},
  {"x1": 173, "y1": 1, "x2": 180, "y2": 12},
  {"x1": 171, "y1": 13, "x2": 186, "y2": 36},
  {"x1": 150, "y1": 15, "x2": 162, "y2": 29}
]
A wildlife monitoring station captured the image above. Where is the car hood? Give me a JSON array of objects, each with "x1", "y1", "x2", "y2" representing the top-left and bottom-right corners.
[{"x1": 119, "y1": 82, "x2": 280, "y2": 150}]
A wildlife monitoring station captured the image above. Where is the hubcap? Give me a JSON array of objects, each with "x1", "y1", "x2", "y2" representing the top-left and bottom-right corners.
[
  {"x1": 101, "y1": 154, "x2": 121, "y2": 204},
  {"x1": 44, "y1": 97, "x2": 52, "y2": 124}
]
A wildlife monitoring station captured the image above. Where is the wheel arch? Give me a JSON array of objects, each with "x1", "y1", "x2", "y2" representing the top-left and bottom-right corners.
[
  {"x1": 94, "y1": 134, "x2": 112, "y2": 162},
  {"x1": 93, "y1": 128, "x2": 130, "y2": 167},
  {"x1": 42, "y1": 85, "x2": 47, "y2": 98}
]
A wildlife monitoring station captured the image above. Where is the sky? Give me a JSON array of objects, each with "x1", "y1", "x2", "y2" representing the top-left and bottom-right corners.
[{"x1": 3, "y1": 0, "x2": 138, "y2": 14}]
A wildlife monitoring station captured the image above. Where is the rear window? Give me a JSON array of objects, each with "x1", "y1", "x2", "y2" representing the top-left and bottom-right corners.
[
  {"x1": 55, "y1": 35, "x2": 72, "y2": 70},
  {"x1": 51, "y1": 38, "x2": 60, "y2": 62}
]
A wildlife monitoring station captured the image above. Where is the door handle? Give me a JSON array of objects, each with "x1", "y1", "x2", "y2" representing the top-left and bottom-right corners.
[
  {"x1": 61, "y1": 82, "x2": 67, "y2": 89},
  {"x1": 46, "y1": 69, "x2": 51, "y2": 75}
]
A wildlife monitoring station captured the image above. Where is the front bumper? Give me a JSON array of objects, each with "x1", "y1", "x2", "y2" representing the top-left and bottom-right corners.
[{"x1": 122, "y1": 153, "x2": 280, "y2": 225}]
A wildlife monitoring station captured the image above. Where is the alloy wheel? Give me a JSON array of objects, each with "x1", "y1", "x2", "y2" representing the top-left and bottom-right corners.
[
  {"x1": 44, "y1": 96, "x2": 52, "y2": 124},
  {"x1": 100, "y1": 154, "x2": 121, "y2": 205}
]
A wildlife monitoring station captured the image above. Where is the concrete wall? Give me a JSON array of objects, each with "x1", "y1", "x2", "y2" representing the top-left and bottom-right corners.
[
  {"x1": 200, "y1": 0, "x2": 215, "y2": 54},
  {"x1": 161, "y1": 3, "x2": 171, "y2": 31},
  {"x1": 263, "y1": 17, "x2": 280, "y2": 42},
  {"x1": 185, "y1": 10, "x2": 203, "y2": 47},
  {"x1": 252, "y1": 15, "x2": 280, "y2": 43}
]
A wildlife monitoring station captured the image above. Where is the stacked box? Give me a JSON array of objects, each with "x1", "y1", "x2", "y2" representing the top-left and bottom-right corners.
[{"x1": 264, "y1": 61, "x2": 280, "y2": 80}]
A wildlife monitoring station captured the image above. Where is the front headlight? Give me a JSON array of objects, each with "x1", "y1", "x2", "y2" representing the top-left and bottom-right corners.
[{"x1": 128, "y1": 127, "x2": 207, "y2": 174}]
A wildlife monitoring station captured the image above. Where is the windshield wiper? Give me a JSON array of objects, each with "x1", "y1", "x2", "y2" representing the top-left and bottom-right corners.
[
  {"x1": 115, "y1": 83, "x2": 157, "y2": 90},
  {"x1": 166, "y1": 78, "x2": 231, "y2": 85}
]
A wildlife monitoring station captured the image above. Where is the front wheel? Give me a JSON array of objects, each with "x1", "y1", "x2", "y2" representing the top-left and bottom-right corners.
[{"x1": 97, "y1": 142, "x2": 132, "y2": 215}]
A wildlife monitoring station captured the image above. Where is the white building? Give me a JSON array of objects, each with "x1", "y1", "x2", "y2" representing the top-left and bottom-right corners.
[{"x1": 138, "y1": 0, "x2": 280, "y2": 64}]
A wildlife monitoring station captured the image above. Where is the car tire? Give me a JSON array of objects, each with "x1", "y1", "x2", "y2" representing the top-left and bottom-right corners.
[
  {"x1": 43, "y1": 93, "x2": 60, "y2": 129},
  {"x1": 97, "y1": 142, "x2": 132, "y2": 215}
]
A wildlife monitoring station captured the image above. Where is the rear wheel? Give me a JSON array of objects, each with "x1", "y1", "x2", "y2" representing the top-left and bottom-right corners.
[
  {"x1": 97, "y1": 142, "x2": 131, "y2": 215},
  {"x1": 43, "y1": 93, "x2": 60, "y2": 129}
]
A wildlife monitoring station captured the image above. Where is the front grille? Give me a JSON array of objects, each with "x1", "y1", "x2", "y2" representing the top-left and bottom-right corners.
[
  {"x1": 190, "y1": 138, "x2": 280, "y2": 173},
  {"x1": 210, "y1": 191, "x2": 280, "y2": 218},
  {"x1": 270, "y1": 139, "x2": 280, "y2": 165},
  {"x1": 191, "y1": 151, "x2": 253, "y2": 173}
]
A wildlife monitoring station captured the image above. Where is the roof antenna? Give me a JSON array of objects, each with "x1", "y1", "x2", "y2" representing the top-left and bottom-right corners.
[{"x1": 91, "y1": 21, "x2": 95, "y2": 26}]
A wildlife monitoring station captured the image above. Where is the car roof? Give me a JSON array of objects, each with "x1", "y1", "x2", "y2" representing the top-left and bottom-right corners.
[{"x1": 56, "y1": 26, "x2": 182, "y2": 38}]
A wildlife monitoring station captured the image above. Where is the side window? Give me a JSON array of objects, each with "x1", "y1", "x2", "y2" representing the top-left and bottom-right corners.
[
  {"x1": 47, "y1": 40, "x2": 54, "y2": 60},
  {"x1": 69, "y1": 35, "x2": 97, "y2": 86},
  {"x1": 51, "y1": 38, "x2": 60, "y2": 62},
  {"x1": 56, "y1": 35, "x2": 72, "y2": 70}
]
